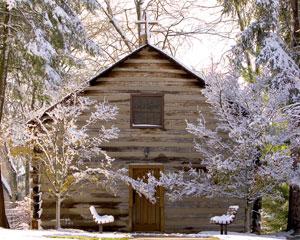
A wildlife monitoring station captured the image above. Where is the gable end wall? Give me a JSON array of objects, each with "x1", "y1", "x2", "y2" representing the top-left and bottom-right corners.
[{"x1": 38, "y1": 46, "x2": 246, "y2": 232}]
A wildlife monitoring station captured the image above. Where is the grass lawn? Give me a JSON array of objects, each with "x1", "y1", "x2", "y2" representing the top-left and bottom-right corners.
[{"x1": 49, "y1": 236, "x2": 129, "y2": 240}]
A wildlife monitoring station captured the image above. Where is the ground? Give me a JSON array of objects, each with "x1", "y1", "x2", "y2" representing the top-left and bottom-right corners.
[{"x1": 0, "y1": 228, "x2": 290, "y2": 240}]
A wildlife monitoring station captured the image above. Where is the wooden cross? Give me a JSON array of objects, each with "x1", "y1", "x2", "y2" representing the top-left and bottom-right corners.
[{"x1": 136, "y1": 11, "x2": 158, "y2": 45}]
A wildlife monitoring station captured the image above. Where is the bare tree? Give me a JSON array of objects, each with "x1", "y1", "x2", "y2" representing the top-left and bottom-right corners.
[{"x1": 79, "y1": 0, "x2": 233, "y2": 71}]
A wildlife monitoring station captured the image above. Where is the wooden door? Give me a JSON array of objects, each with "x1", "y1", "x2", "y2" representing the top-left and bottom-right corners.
[{"x1": 129, "y1": 165, "x2": 164, "y2": 232}]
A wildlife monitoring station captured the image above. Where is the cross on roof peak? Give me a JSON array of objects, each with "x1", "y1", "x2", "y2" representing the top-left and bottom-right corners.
[{"x1": 136, "y1": 10, "x2": 158, "y2": 45}]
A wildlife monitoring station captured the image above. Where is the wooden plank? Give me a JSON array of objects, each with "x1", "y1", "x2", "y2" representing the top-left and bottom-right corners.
[
  {"x1": 83, "y1": 89, "x2": 203, "y2": 95},
  {"x1": 165, "y1": 208, "x2": 242, "y2": 216},
  {"x1": 112, "y1": 67, "x2": 187, "y2": 74},
  {"x1": 41, "y1": 219, "x2": 128, "y2": 227},
  {"x1": 94, "y1": 151, "x2": 201, "y2": 158},
  {"x1": 108, "y1": 71, "x2": 190, "y2": 79},
  {"x1": 83, "y1": 122, "x2": 217, "y2": 130},
  {"x1": 39, "y1": 207, "x2": 128, "y2": 216},
  {"x1": 77, "y1": 114, "x2": 214, "y2": 125},
  {"x1": 77, "y1": 107, "x2": 212, "y2": 117},
  {"x1": 120, "y1": 62, "x2": 179, "y2": 69},
  {"x1": 134, "y1": 51, "x2": 164, "y2": 58},
  {"x1": 93, "y1": 77, "x2": 200, "y2": 83},
  {"x1": 88, "y1": 83, "x2": 202, "y2": 90},
  {"x1": 113, "y1": 103, "x2": 202, "y2": 111},
  {"x1": 101, "y1": 141, "x2": 194, "y2": 148},
  {"x1": 125, "y1": 59, "x2": 171, "y2": 64},
  {"x1": 95, "y1": 80, "x2": 200, "y2": 87},
  {"x1": 100, "y1": 146, "x2": 195, "y2": 154}
]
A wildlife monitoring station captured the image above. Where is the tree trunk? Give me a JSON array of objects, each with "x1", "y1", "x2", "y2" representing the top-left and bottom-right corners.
[
  {"x1": 0, "y1": 167, "x2": 9, "y2": 228},
  {"x1": 0, "y1": 4, "x2": 11, "y2": 124},
  {"x1": 251, "y1": 198, "x2": 262, "y2": 234},
  {"x1": 56, "y1": 194, "x2": 62, "y2": 229},
  {"x1": 232, "y1": 0, "x2": 254, "y2": 82},
  {"x1": 0, "y1": 4, "x2": 11, "y2": 229},
  {"x1": 288, "y1": 185, "x2": 300, "y2": 235},
  {"x1": 287, "y1": 0, "x2": 300, "y2": 235},
  {"x1": 291, "y1": 0, "x2": 300, "y2": 47},
  {"x1": 245, "y1": 201, "x2": 252, "y2": 233},
  {"x1": 25, "y1": 159, "x2": 30, "y2": 196}
]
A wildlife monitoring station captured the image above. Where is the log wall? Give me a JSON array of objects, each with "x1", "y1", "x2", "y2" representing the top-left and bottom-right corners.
[{"x1": 38, "y1": 46, "x2": 246, "y2": 232}]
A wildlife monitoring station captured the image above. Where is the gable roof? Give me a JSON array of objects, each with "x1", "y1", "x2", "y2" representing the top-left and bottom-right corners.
[
  {"x1": 28, "y1": 43, "x2": 205, "y2": 122},
  {"x1": 89, "y1": 43, "x2": 205, "y2": 86}
]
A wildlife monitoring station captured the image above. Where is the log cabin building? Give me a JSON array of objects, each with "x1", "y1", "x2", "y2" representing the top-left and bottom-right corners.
[{"x1": 30, "y1": 43, "x2": 246, "y2": 233}]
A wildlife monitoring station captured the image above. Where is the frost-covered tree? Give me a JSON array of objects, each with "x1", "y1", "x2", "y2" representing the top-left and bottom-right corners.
[
  {"x1": 0, "y1": 0, "x2": 101, "y2": 227},
  {"x1": 0, "y1": 0, "x2": 100, "y2": 119},
  {"x1": 233, "y1": 0, "x2": 300, "y2": 233},
  {"x1": 25, "y1": 95, "x2": 156, "y2": 229},
  {"x1": 26, "y1": 96, "x2": 119, "y2": 229},
  {"x1": 159, "y1": 68, "x2": 298, "y2": 232},
  {"x1": 157, "y1": 0, "x2": 300, "y2": 233}
]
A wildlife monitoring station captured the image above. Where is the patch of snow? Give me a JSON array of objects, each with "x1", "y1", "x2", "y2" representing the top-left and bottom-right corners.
[
  {"x1": 45, "y1": 64, "x2": 61, "y2": 85},
  {"x1": 0, "y1": 229, "x2": 289, "y2": 240},
  {"x1": 201, "y1": 231, "x2": 287, "y2": 240},
  {"x1": 26, "y1": 29, "x2": 56, "y2": 63},
  {"x1": 17, "y1": 165, "x2": 26, "y2": 177},
  {"x1": 211, "y1": 214, "x2": 235, "y2": 224},
  {"x1": 132, "y1": 231, "x2": 288, "y2": 240},
  {"x1": 1, "y1": 175, "x2": 12, "y2": 198},
  {"x1": 229, "y1": 205, "x2": 239, "y2": 211},
  {"x1": 0, "y1": 228, "x2": 130, "y2": 240},
  {"x1": 8, "y1": 156, "x2": 18, "y2": 174},
  {"x1": 43, "y1": 13, "x2": 53, "y2": 28},
  {"x1": 211, "y1": 205, "x2": 240, "y2": 224},
  {"x1": 5, "y1": 0, "x2": 16, "y2": 10},
  {"x1": 89, "y1": 206, "x2": 114, "y2": 224}
]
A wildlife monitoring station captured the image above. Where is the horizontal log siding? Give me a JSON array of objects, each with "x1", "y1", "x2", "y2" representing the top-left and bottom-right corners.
[{"x1": 39, "y1": 47, "x2": 245, "y2": 232}]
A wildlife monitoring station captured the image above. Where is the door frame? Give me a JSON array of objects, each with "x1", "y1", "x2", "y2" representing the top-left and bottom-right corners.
[{"x1": 128, "y1": 163, "x2": 164, "y2": 232}]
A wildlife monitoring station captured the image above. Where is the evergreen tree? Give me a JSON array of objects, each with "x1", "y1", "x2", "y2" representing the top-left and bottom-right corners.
[{"x1": 0, "y1": 0, "x2": 101, "y2": 228}]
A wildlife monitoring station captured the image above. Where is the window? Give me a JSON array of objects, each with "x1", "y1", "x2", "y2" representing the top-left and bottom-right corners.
[{"x1": 131, "y1": 94, "x2": 164, "y2": 128}]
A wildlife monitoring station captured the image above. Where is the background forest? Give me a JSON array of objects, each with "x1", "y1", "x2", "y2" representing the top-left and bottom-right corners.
[{"x1": 0, "y1": 0, "x2": 299, "y2": 235}]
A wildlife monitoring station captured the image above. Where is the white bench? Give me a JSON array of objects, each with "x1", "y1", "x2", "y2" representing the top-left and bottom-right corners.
[
  {"x1": 89, "y1": 206, "x2": 114, "y2": 232},
  {"x1": 210, "y1": 205, "x2": 239, "y2": 235}
]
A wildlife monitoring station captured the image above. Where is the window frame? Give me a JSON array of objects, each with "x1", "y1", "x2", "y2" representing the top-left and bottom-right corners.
[{"x1": 130, "y1": 93, "x2": 164, "y2": 129}]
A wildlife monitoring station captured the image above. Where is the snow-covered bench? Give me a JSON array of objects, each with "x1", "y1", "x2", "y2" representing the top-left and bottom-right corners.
[
  {"x1": 89, "y1": 206, "x2": 114, "y2": 232},
  {"x1": 210, "y1": 205, "x2": 239, "y2": 235}
]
